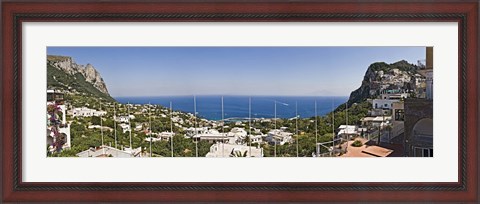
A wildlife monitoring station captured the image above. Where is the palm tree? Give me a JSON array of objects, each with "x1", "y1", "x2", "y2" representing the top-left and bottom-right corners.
[
  {"x1": 230, "y1": 149, "x2": 248, "y2": 157},
  {"x1": 244, "y1": 135, "x2": 250, "y2": 145}
]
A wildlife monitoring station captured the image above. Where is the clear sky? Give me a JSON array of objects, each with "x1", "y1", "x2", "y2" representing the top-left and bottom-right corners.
[{"x1": 47, "y1": 47, "x2": 425, "y2": 97}]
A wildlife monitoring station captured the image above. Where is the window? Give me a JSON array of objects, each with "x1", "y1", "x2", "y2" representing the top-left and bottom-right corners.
[
  {"x1": 414, "y1": 147, "x2": 433, "y2": 157},
  {"x1": 395, "y1": 109, "x2": 405, "y2": 121},
  {"x1": 47, "y1": 93, "x2": 54, "y2": 101}
]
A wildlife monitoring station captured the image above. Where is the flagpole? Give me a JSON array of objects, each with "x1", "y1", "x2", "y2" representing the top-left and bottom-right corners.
[
  {"x1": 114, "y1": 103, "x2": 117, "y2": 149},
  {"x1": 194, "y1": 95, "x2": 198, "y2": 158},
  {"x1": 296, "y1": 101, "x2": 298, "y2": 157},
  {"x1": 221, "y1": 96, "x2": 224, "y2": 157},
  {"x1": 149, "y1": 102, "x2": 152, "y2": 157},
  {"x1": 194, "y1": 95, "x2": 197, "y2": 132},
  {"x1": 274, "y1": 101, "x2": 277, "y2": 157},
  {"x1": 274, "y1": 101, "x2": 277, "y2": 130},
  {"x1": 170, "y1": 101, "x2": 173, "y2": 157},
  {"x1": 346, "y1": 102, "x2": 348, "y2": 126},
  {"x1": 315, "y1": 100, "x2": 318, "y2": 157},
  {"x1": 128, "y1": 102, "x2": 132, "y2": 150},
  {"x1": 345, "y1": 101, "x2": 348, "y2": 152},
  {"x1": 100, "y1": 101, "x2": 105, "y2": 155},
  {"x1": 249, "y1": 97, "x2": 252, "y2": 157},
  {"x1": 332, "y1": 98, "x2": 335, "y2": 157}
]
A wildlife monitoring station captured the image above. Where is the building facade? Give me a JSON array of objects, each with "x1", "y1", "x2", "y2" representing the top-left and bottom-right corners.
[{"x1": 403, "y1": 47, "x2": 434, "y2": 157}]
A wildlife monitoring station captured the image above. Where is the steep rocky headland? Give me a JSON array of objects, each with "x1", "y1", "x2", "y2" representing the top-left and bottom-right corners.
[
  {"x1": 47, "y1": 55, "x2": 114, "y2": 101},
  {"x1": 346, "y1": 60, "x2": 423, "y2": 107}
]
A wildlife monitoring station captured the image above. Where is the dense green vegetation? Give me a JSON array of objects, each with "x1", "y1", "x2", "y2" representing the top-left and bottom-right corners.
[
  {"x1": 331, "y1": 101, "x2": 370, "y2": 126},
  {"x1": 151, "y1": 136, "x2": 211, "y2": 157},
  {"x1": 368, "y1": 60, "x2": 418, "y2": 74},
  {"x1": 261, "y1": 133, "x2": 335, "y2": 157}
]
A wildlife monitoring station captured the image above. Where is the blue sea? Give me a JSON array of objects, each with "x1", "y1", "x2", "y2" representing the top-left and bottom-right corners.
[{"x1": 115, "y1": 96, "x2": 348, "y2": 121}]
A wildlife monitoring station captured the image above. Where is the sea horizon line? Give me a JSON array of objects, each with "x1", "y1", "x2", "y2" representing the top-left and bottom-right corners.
[{"x1": 113, "y1": 95, "x2": 350, "y2": 98}]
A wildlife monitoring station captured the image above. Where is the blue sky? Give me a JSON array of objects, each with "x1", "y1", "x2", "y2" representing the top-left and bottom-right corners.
[{"x1": 47, "y1": 47, "x2": 425, "y2": 97}]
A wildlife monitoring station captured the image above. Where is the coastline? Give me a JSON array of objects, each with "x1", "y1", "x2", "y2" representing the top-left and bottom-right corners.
[{"x1": 114, "y1": 95, "x2": 348, "y2": 120}]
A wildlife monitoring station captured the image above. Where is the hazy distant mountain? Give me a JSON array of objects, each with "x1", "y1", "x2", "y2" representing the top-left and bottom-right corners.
[{"x1": 47, "y1": 55, "x2": 114, "y2": 101}]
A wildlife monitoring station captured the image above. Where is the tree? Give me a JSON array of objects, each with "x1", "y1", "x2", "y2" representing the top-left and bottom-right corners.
[
  {"x1": 243, "y1": 135, "x2": 250, "y2": 145},
  {"x1": 91, "y1": 116, "x2": 101, "y2": 125},
  {"x1": 51, "y1": 148, "x2": 79, "y2": 157}
]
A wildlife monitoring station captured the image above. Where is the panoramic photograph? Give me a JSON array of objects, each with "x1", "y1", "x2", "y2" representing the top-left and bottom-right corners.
[{"x1": 46, "y1": 47, "x2": 433, "y2": 158}]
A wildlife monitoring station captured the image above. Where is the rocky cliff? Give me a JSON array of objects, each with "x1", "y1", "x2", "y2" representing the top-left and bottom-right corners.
[
  {"x1": 346, "y1": 60, "x2": 423, "y2": 106},
  {"x1": 47, "y1": 55, "x2": 114, "y2": 101},
  {"x1": 47, "y1": 55, "x2": 110, "y2": 95}
]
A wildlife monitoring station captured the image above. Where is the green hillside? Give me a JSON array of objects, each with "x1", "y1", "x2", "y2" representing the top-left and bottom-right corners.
[{"x1": 47, "y1": 64, "x2": 115, "y2": 102}]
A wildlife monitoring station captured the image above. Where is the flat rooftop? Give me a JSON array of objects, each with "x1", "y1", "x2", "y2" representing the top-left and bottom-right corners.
[{"x1": 339, "y1": 138, "x2": 396, "y2": 157}]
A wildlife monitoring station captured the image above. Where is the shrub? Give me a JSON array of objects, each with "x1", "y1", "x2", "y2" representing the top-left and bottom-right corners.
[{"x1": 351, "y1": 140, "x2": 363, "y2": 147}]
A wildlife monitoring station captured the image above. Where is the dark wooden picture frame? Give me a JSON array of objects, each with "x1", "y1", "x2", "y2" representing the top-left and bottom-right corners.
[{"x1": 1, "y1": 0, "x2": 478, "y2": 202}]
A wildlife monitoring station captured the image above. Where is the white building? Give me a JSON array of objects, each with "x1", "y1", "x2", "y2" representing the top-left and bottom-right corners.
[
  {"x1": 119, "y1": 123, "x2": 131, "y2": 133},
  {"x1": 46, "y1": 90, "x2": 71, "y2": 151},
  {"x1": 249, "y1": 134, "x2": 263, "y2": 144},
  {"x1": 227, "y1": 127, "x2": 248, "y2": 144},
  {"x1": 145, "y1": 131, "x2": 175, "y2": 142},
  {"x1": 372, "y1": 99, "x2": 399, "y2": 110},
  {"x1": 360, "y1": 116, "x2": 391, "y2": 128},
  {"x1": 369, "y1": 108, "x2": 391, "y2": 117},
  {"x1": 235, "y1": 129, "x2": 263, "y2": 144},
  {"x1": 380, "y1": 93, "x2": 409, "y2": 100},
  {"x1": 88, "y1": 125, "x2": 113, "y2": 131},
  {"x1": 158, "y1": 131, "x2": 175, "y2": 140},
  {"x1": 194, "y1": 129, "x2": 229, "y2": 143},
  {"x1": 116, "y1": 115, "x2": 130, "y2": 123},
  {"x1": 71, "y1": 107, "x2": 106, "y2": 117},
  {"x1": 266, "y1": 129, "x2": 293, "y2": 145},
  {"x1": 337, "y1": 125, "x2": 359, "y2": 140},
  {"x1": 419, "y1": 69, "x2": 433, "y2": 100},
  {"x1": 134, "y1": 124, "x2": 143, "y2": 131},
  {"x1": 76, "y1": 146, "x2": 142, "y2": 157},
  {"x1": 235, "y1": 121, "x2": 244, "y2": 126},
  {"x1": 206, "y1": 143, "x2": 263, "y2": 157},
  {"x1": 185, "y1": 127, "x2": 209, "y2": 137},
  {"x1": 144, "y1": 137, "x2": 163, "y2": 142},
  {"x1": 172, "y1": 116, "x2": 184, "y2": 124}
]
